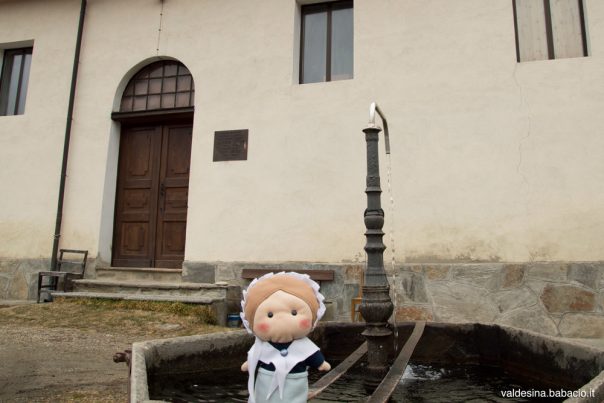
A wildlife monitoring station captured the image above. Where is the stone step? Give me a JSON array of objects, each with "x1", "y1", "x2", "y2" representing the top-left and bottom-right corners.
[
  {"x1": 73, "y1": 279, "x2": 227, "y2": 300},
  {"x1": 96, "y1": 267, "x2": 182, "y2": 282},
  {"x1": 50, "y1": 291, "x2": 228, "y2": 326},
  {"x1": 50, "y1": 291, "x2": 220, "y2": 304}
]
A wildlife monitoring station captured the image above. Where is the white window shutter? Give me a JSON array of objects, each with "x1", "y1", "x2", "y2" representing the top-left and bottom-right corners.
[
  {"x1": 550, "y1": 0, "x2": 585, "y2": 59},
  {"x1": 516, "y1": 0, "x2": 549, "y2": 61}
]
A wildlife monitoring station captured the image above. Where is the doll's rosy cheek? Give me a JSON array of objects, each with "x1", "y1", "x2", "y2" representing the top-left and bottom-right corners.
[
  {"x1": 257, "y1": 322, "x2": 270, "y2": 333},
  {"x1": 299, "y1": 318, "x2": 311, "y2": 330}
]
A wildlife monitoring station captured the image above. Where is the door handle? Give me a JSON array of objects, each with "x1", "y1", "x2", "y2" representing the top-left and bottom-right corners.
[{"x1": 159, "y1": 183, "x2": 165, "y2": 214}]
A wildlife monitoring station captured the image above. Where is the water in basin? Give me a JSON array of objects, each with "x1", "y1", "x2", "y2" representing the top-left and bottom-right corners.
[{"x1": 152, "y1": 361, "x2": 561, "y2": 402}]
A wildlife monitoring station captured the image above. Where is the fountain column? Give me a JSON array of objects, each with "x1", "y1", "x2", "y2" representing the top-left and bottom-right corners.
[{"x1": 359, "y1": 125, "x2": 394, "y2": 390}]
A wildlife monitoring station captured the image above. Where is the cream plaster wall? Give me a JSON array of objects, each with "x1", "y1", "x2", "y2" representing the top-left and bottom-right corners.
[
  {"x1": 0, "y1": 0, "x2": 80, "y2": 258},
  {"x1": 2, "y1": 0, "x2": 603, "y2": 264}
]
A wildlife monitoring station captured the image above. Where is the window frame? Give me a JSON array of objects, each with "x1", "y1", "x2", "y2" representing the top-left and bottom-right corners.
[
  {"x1": 0, "y1": 47, "x2": 33, "y2": 116},
  {"x1": 299, "y1": 0, "x2": 353, "y2": 84},
  {"x1": 512, "y1": 0, "x2": 588, "y2": 62},
  {"x1": 118, "y1": 60, "x2": 195, "y2": 113}
]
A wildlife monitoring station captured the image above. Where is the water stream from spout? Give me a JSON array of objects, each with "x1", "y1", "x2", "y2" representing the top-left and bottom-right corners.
[{"x1": 385, "y1": 152, "x2": 400, "y2": 354}]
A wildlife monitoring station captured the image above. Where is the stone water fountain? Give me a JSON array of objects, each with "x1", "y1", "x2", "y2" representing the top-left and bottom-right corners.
[{"x1": 121, "y1": 104, "x2": 604, "y2": 402}]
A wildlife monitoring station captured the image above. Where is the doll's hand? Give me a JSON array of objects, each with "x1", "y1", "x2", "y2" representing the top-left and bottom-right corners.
[
  {"x1": 241, "y1": 361, "x2": 249, "y2": 372},
  {"x1": 318, "y1": 361, "x2": 331, "y2": 371}
]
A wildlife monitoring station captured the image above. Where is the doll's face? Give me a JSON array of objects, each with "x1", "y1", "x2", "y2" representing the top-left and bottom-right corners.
[{"x1": 252, "y1": 290, "x2": 314, "y2": 343}]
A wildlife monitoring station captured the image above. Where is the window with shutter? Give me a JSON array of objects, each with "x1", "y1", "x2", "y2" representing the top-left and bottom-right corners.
[{"x1": 513, "y1": 0, "x2": 588, "y2": 62}]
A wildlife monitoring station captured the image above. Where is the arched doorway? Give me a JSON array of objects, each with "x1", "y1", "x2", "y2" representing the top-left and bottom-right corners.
[{"x1": 111, "y1": 60, "x2": 194, "y2": 268}]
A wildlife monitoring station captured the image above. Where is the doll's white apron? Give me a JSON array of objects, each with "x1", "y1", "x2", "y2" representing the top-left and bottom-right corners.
[
  {"x1": 255, "y1": 368, "x2": 308, "y2": 403},
  {"x1": 246, "y1": 337, "x2": 319, "y2": 403}
]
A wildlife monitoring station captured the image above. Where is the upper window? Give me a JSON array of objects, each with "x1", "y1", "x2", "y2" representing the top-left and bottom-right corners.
[
  {"x1": 513, "y1": 0, "x2": 587, "y2": 62},
  {"x1": 300, "y1": 1, "x2": 353, "y2": 84},
  {"x1": 0, "y1": 47, "x2": 33, "y2": 116},
  {"x1": 120, "y1": 60, "x2": 194, "y2": 112}
]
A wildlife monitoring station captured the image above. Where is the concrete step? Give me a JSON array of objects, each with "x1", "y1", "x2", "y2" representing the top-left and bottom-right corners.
[
  {"x1": 73, "y1": 279, "x2": 227, "y2": 300},
  {"x1": 96, "y1": 267, "x2": 182, "y2": 282},
  {"x1": 50, "y1": 291, "x2": 228, "y2": 326}
]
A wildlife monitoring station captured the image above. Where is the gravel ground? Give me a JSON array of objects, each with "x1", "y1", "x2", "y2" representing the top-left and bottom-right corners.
[
  {"x1": 0, "y1": 324, "x2": 131, "y2": 402},
  {"x1": 0, "y1": 299, "x2": 224, "y2": 403}
]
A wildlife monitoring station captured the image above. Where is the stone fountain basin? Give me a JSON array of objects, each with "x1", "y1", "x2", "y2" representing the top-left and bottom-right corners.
[{"x1": 130, "y1": 322, "x2": 604, "y2": 403}]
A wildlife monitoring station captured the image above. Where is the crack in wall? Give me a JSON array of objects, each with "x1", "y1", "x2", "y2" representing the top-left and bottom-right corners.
[{"x1": 512, "y1": 62, "x2": 531, "y2": 187}]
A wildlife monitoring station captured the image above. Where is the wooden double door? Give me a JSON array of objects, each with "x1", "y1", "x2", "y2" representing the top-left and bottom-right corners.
[{"x1": 112, "y1": 123, "x2": 192, "y2": 268}]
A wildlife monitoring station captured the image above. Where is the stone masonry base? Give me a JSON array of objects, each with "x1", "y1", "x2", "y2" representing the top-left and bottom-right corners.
[
  {"x1": 192, "y1": 260, "x2": 604, "y2": 339},
  {"x1": 392, "y1": 262, "x2": 604, "y2": 339},
  {"x1": 3, "y1": 258, "x2": 603, "y2": 339},
  {"x1": 0, "y1": 258, "x2": 48, "y2": 300}
]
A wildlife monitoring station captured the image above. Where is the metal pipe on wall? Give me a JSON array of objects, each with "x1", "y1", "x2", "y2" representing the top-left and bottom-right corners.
[{"x1": 50, "y1": 0, "x2": 87, "y2": 271}]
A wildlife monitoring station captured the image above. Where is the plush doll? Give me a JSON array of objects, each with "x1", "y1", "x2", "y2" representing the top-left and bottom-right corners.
[{"x1": 240, "y1": 272, "x2": 331, "y2": 403}]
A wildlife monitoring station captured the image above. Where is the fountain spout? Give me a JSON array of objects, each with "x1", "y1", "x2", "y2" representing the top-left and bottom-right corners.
[
  {"x1": 360, "y1": 102, "x2": 395, "y2": 390},
  {"x1": 368, "y1": 102, "x2": 390, "y2": 154}
]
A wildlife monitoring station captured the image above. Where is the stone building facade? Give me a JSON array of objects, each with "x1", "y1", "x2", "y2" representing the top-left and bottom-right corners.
[{"x1": 0, "y1": 0, "x2": 602, "y2": 337}]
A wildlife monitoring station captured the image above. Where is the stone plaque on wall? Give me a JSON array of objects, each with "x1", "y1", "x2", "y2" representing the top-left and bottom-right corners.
[{"x1": 213, "y1": 129, "x2": 248, "y2": 161}]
